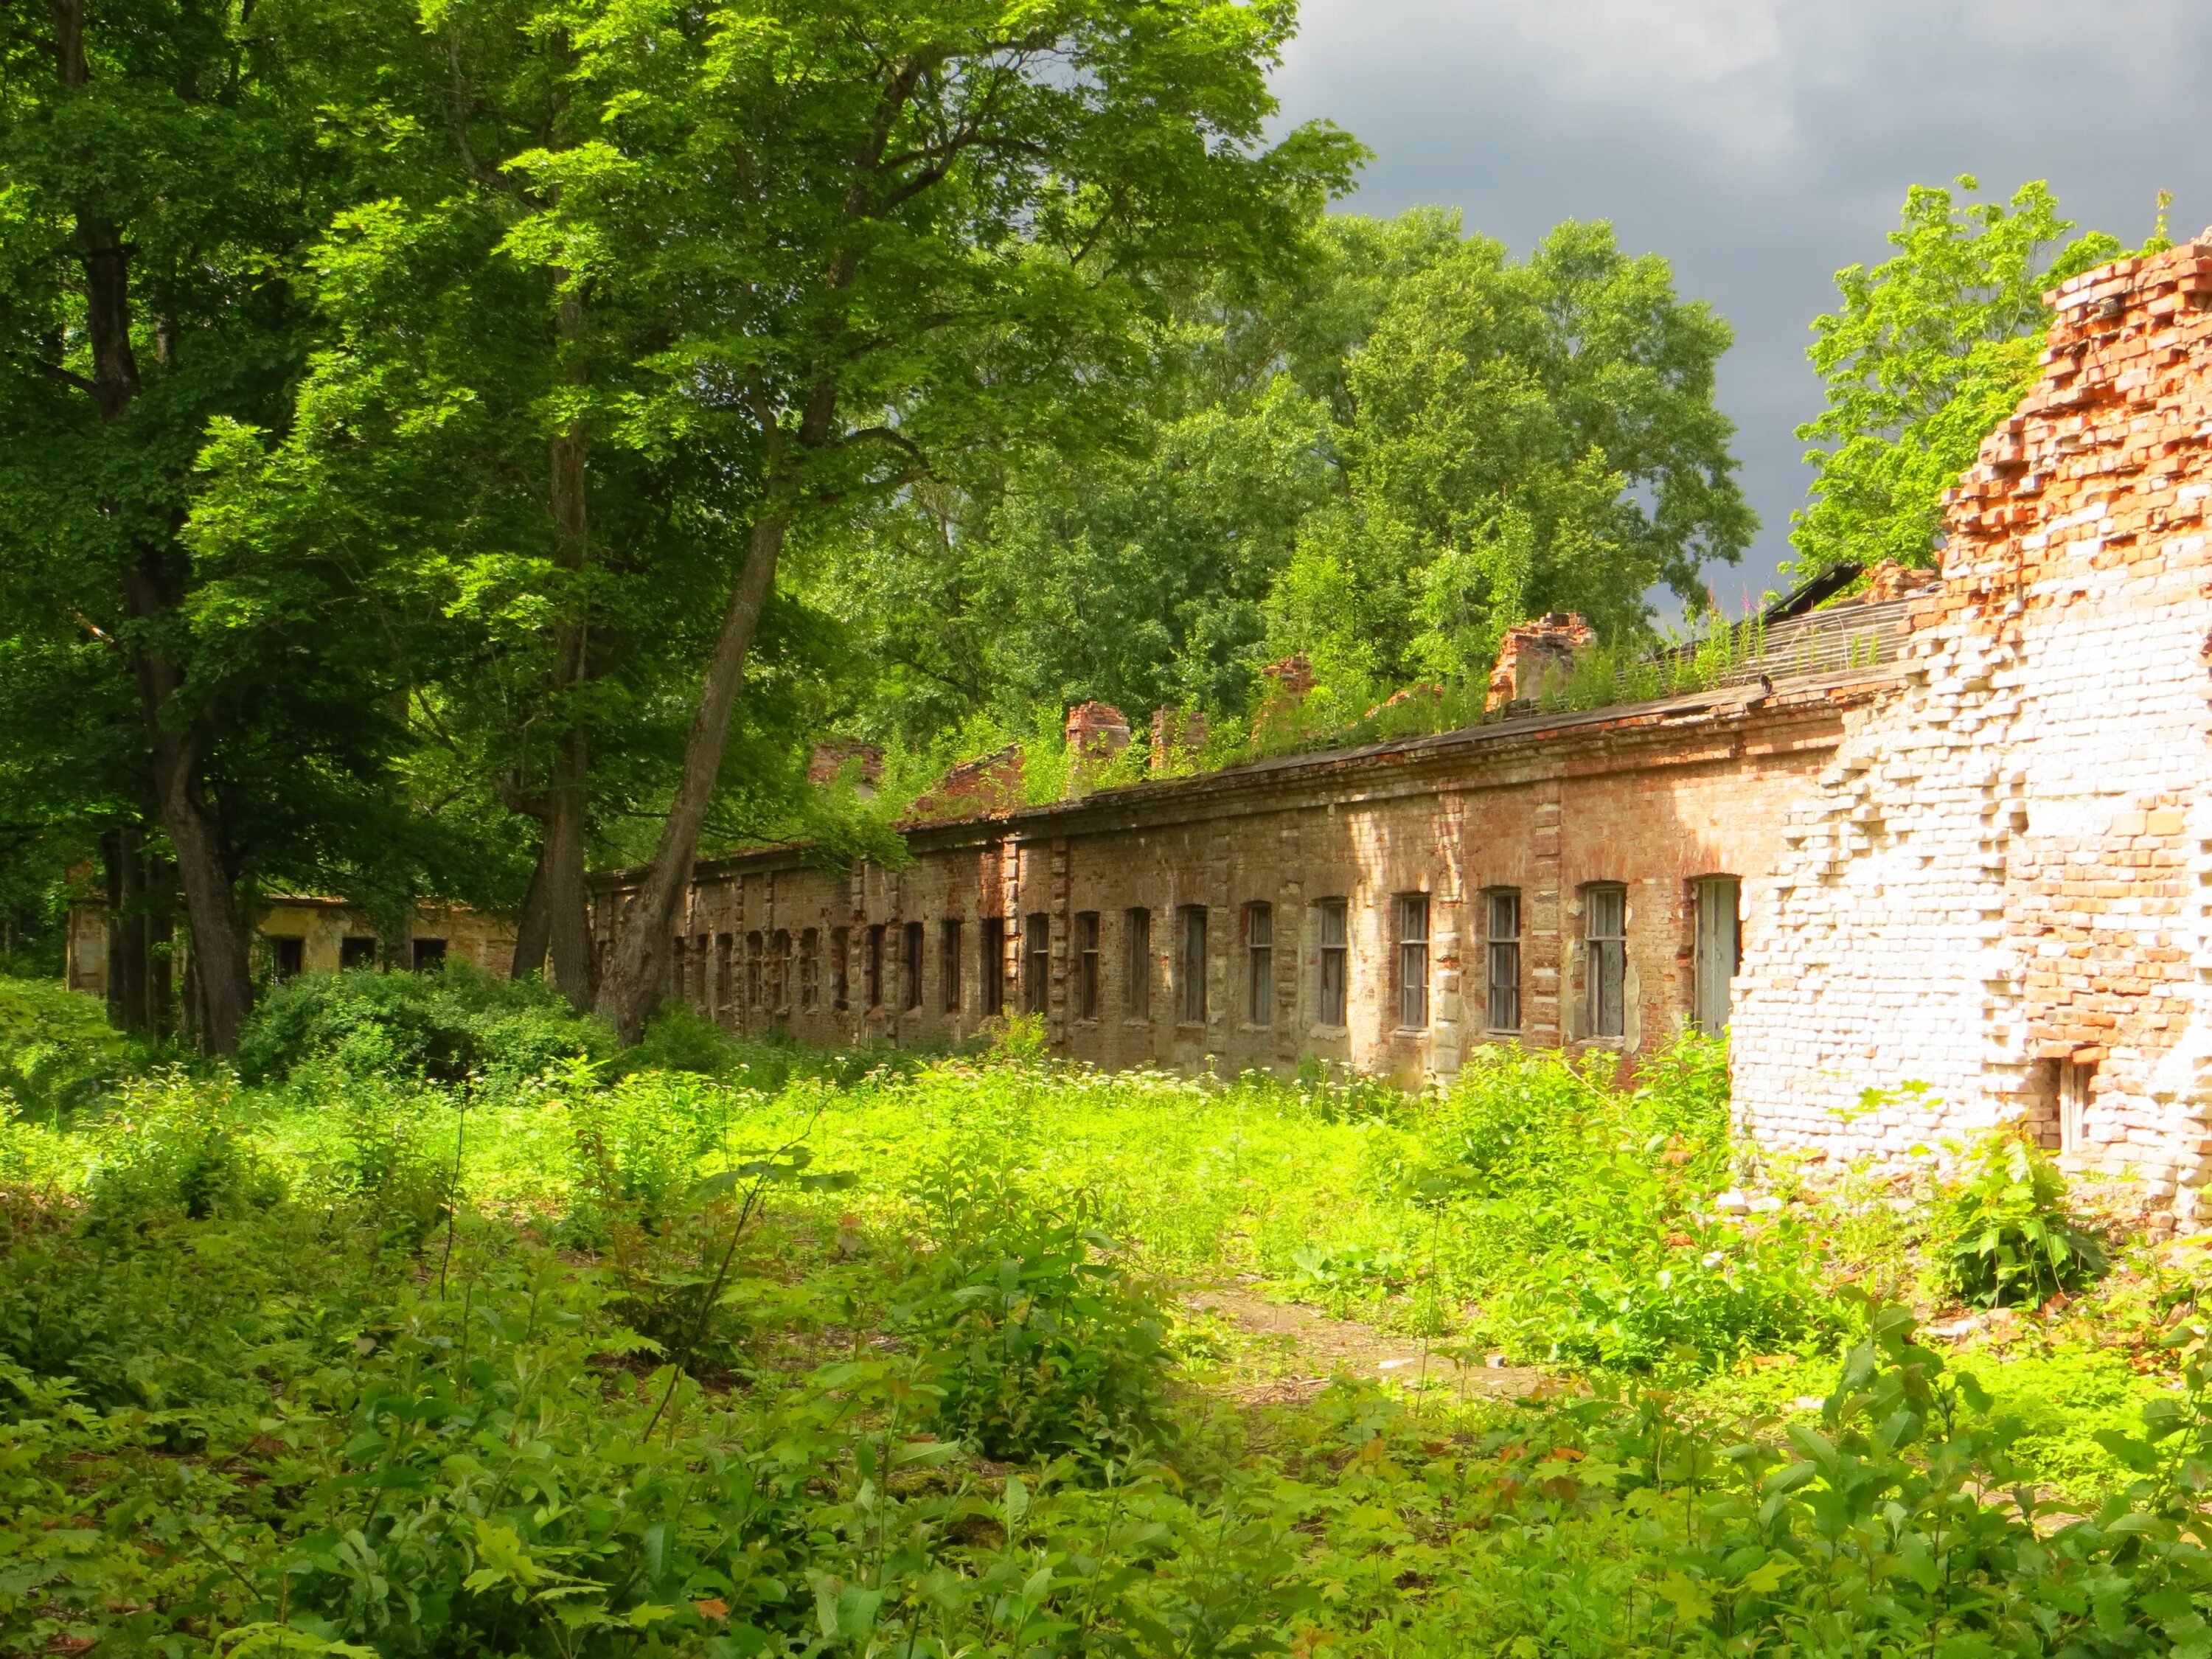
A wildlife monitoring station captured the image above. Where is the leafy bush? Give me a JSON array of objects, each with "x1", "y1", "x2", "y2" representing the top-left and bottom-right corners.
[
  {"x1": 0, "y1": 975, "x2": 136, "y2": 1117},
  {"x1": 78, "y1": 1076, "x2": 286, "y2": 1239},
  {"x1": 895, "y1": 1160, "x2": 1171, "y2": 1467},
  {"x1": 1943, "y1": 1125, "x2": 2110, "y2": 1307},
  {"x1": 235, "y1": 960, "x2": 613, "y2": 1085}
]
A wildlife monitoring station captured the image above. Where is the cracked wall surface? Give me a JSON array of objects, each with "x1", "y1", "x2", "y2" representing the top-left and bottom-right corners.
[{"x1": 1733, "y1": 242, "x2": 2212, "y2": 1214}]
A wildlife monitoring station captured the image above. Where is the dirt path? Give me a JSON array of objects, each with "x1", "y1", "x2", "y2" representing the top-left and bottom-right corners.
[{"x1": 1183, "y1": 1286, "x2": 1551, "y2": 1405}]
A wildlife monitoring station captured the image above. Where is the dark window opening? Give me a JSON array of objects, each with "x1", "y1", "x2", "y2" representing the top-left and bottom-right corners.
[
  {"x1": 1586, "y1": 884, "x2": 1627, "y2": 1040},
  {"x1": 1244, "y1": 902, "x2": 1273, "y2": 1027},
  {"x1": 1023, "y1": 912, "x2": 1050, "y2": 1014},
  {"x1": 1315, "y1": 898, "x2": 1348, "y2": 1026},
  {"x1": 800, "y1": 928, "x2": 820, "y2": 1009},
  {"x1": 1075, "y1": 911, "x2": 1101, "y2": 1020},
  {"x1": 941, "y1": 919, "x2": 963, "y2": 1012},
  {"x1": 1124, "y1": 908, "x2": 1151, "y2": 1019},
  {"x1": 1396, "y1": 894, "x2": 1430, "y2": 1029},
  {"x1": 902, "y1": 921, "x2": 924, "y2": 1011},
  {"x1": 980, "y1": 917, "x2": 1006, "y2": 1016},
  {"x1": 866, "y1": 924, "x2": 885, "y2": 1009},
  {"x1": 269, "y1": 936, "x2": 305, "y2": 980},
  {"x1": 340, "y1": 936, "x2": 378, "y2": 971},
  {"x1": 745, "y1": 931, "x2": 765, "y2": 1007},
  {"x1": 1178, "y1": 905, "x2": 1208, "y2": 1024},
  {"x1": 412, "y1": 937, "x2": 448, "y2": 972},
  {"x1": 716, "y1": 933, "x2": 734, "y2": 1018},
  {"x1": 831, "y1": 927, "x2": 851, "y2": 1010},
  {"x1": 1485, "y1": 890, "x2": 1521, "y2": 1033}
]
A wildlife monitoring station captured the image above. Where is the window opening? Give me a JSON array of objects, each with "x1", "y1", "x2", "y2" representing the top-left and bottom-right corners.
[
  {"x1": 1124, "y1": 908, "x2": 1151, "y2": 1018},
  {"x1": 1485, "y1": 890, "x2": 1521, "y2": 1033},
  {"x1": 800, "y1": 928, "x2": 820, "y2": 1009},
  {"x1": 270, "y1": 936, "x2": 305, "y2": 980},
  {"x1": 1586, "y1": 884, "x2": 1627, "y2": 1039},
  {"x1": 340, "y1": 936, "x2": 378, "y2": 971},
  {"x1": 746, "y1": 931, "x2": 765, "y2": 1008},
  {"x1": 1245, "y1": 902, "x2": 1273, "y2": 1026},
  {"x1": 1396, "y1": 894, "x2": 1430, "y2": 1029},
  {"x1": 980, "y1": 917, "x2": 1006, "y2": 1016},
  {"x1": 865, "y1": 925, "x2": 884, "y2": 1009},
  {"x1": 1315, "y1": 898, "x2": 1348, "y2": 1026},
  {"x1": 1179, "y1": 905, "x2": 1208, "y2": 1024},
  {"x1": 716, "y1": 933, "x2": 734, "y2": 1018},
  {"x1": 412, "y1": 937, "x2": 447, "y2": 972},
  {"x1": 1023, "y1": 912, "x2": 1050, "y2": 1014},
  {"x1": 770, "y1": 929, "x2": 792, "y2": 1010},
  {"x1": 830, "y1": 927, "x2": 850, "y2": 1010},
  {"x1": 1075, "y1": 912, "x2": 1101, "y2": 1020},
  {"x1": 2059, "y1": 1060, "x2": 2094, "y2": 1153},
  {"x1": 902, "y1": 921, "x2": 924, "y2": 1011},
  {"x1": 1691, "y1": 876, "x2": 1741, "y2": 1033},
  {"x1": 941, "y1": 919, "x2": 963, "y2": 1012}
]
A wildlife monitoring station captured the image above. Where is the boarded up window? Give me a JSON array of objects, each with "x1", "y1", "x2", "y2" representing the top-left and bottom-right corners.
[
  {"x1": 980, "y1": 917, "x2": 1006, "y2": 1016},
  {"x1": 1586, "y1": 885, "x2": 1627, "y2": 1040},
  {"x1": 1395, "y1": 894, "x2": 1429, "y2": 1029},
  {"x1": 1485, "y1": 889, "x2": 1521, "y2": 1032},
  {"x1": 1075, "y1": 912, "x2": 1101, "y2": 1020},
  {"x1": 1691, "y1": 876, "x2": 1741, "y2": 1034},
  {"x1": 1124, "y1": 908, "x2": 1151, "y2": 1018},
  {"x1": 1245, "y1": 902, "x2": 1273, "y2": 1027},
  {"x1": 1023, "y1": 912, "x2": 1050, "y2": 1014},
  {"x1": 1315, "y1": 898, "x2": 1348, "y2": 1026},
  {"x1": 1178, "y1": 905, "x2": 1208, "y2": 1024}
]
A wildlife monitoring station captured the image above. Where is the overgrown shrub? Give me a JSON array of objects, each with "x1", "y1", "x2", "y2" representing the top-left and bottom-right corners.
[
  {"x1": 78, "y1": 1076, "x2": 286, "y2": 1239},
  {"x1": 895, "y1": 1160, "x2": 1171, "y2": 1467},
  {"x1": 1943, "y1": 1125, "x2": 2110, "y2": 1307},
  {"x1": 0, "y1": 975, "x2": 136, "y2": 1117},
  {"x1": 235, "y1": 961, "x2": 612, "y2": 1085}
]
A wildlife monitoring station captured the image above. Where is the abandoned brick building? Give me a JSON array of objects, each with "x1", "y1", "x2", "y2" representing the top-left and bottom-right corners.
[
  {"x1": 64, "y1": 242, "x2": 2212, "y2": 1217},
  {"x1": 593, "y1": 240, "x2": 2212, "y2": 1217}
]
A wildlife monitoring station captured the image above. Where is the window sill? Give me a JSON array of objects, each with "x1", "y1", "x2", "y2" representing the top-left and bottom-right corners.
[{"x1": 1307, "y1": 1023, "x2": 1349, "y2": 1038}]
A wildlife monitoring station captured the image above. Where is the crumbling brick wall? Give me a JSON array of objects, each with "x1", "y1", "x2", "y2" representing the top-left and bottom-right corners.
[{"x1": 1733, "y1": 242, "x2": 2212, "y2": 1216}]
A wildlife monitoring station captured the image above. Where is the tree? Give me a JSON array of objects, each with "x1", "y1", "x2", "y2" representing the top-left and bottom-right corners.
[
  {"x1": 1790, "y1": 178, "x2": 2126, "y2": 579},
  {"x1": 1267, "y1": 217, "x2": 1752, "y2": 715},
  {"x1": 510, "y1": 0, "x2": 1361, "y2": 1041}
]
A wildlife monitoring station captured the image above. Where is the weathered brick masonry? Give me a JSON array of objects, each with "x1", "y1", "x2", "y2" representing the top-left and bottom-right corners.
[
  {"x1": 1735, "y1": 241, "x2": 2212, "y2": 1212},
  {"x1": 599, "y1": 673, "x2": 1887, "y2": 1085}
]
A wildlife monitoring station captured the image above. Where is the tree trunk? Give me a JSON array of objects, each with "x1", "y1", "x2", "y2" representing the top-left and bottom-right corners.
[
  {"x1": 56, "y1": 0, "x2": 251, "y2": 1050},
  {"x1": 595, "y1": 513, "x2": 790, "y2": 1043},
  {"x1": 542, "y1": 727, "x2": 597, "y2": 1010},
  {"x1": 508, "y1": 286, "x2": 600, "y2": 1011}
]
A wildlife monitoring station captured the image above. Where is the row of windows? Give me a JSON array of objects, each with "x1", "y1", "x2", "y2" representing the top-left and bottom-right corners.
[{"x1": 678, "y1": 877, "x2": 1741, "y2": 1037}]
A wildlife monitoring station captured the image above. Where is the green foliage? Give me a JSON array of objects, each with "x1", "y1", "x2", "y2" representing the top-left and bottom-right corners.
[
  {"x1": 235, "y1": 963, "x2": 613, "y2": 1085},
  {"x1": 77, "y1": 1076, "x2": 287, "y2": 1241},
  {"x1": 896, "y1": 1158, "x2": 1171, "y2": 1467},
  {"x1": 1792, "y1": 176, "x2": 2126, "y2": 578},
  {"x1": 0, "y1": 975, "x2": 133, "y2": 1117},
  {"x1": 1943, "y1": 1126, "x2": 2111, "y2": 1307}
]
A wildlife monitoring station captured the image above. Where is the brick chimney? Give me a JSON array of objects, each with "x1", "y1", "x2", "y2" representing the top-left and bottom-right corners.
[
  {"x1": 1150, "y1": 706, "x2": 1208, "y2": 774},
  {"x1": 807, "y1": 739, "x2": 885, "y2": 799},
  {"x1": 1261, "y1": 654, "x2": 1313, "y2": 698},
  {"x1": 1063, "y1": 700, "x2": 1131, "y2": 759},
  {"x1": 1486, "y1": 613, "x2": 1596, "y2": 712}
]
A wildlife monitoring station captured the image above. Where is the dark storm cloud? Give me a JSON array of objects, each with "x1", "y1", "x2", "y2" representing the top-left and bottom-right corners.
[{"x1": 1271, "y1": 0, "x2": 2212, "y2": 610}]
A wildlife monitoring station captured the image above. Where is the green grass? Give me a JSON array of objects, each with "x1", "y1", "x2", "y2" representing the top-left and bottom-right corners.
[{"x1": 4, "y1": 1002, "x2": 2210, "y2": 1655}]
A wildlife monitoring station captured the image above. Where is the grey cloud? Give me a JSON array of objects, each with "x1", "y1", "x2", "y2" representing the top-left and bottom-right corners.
[{"x1": 1272, "y1": 0, "x2": 2212, "y2": 608}]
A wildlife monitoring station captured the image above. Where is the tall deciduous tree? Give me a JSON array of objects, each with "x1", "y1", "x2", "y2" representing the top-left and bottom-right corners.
[
  {"x1": 509, "y1": 0, "x2": 1360, "y2": 1040},
  {"x1": 1791, "y1": 177, "x2": 2125, "y2": 580},
  {"x1": 1267, "y1": 217, "x2": 1752, "y2": 716}
]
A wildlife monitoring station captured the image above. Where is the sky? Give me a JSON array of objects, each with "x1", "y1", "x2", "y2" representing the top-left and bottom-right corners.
[{"x1": 1270, "y1": 0, "x2": 2212, "y2": 611}]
